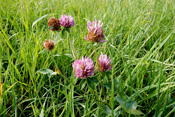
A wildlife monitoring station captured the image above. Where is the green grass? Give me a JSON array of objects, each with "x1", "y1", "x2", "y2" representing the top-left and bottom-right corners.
[{"x1": 0, "y1": 0, "x2": 175, "y2": 116}]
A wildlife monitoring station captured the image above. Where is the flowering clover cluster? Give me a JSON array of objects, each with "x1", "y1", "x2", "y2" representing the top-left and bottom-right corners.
[
  {"x1": 44, "y1": 14, "x2": 112, "y2": 79},
  {"x1": 48, "y1": 15, "x2": 75, "y2": 31},
  {"x1": 44, "y1": 15, "x2": 75, "y2": 50},
  {"x1": 72, "y1": 55, "x2": 111, "y2": 79}
]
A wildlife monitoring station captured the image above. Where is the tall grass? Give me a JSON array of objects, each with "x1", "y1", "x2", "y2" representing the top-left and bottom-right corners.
[{"x1": 0, "y1": 0, "x2": 175, "y2": 116}]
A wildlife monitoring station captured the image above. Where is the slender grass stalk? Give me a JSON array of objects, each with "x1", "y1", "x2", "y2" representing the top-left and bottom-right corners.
[
  {"x1": 71, "y1": 75, "x2": 75, "y2": 117},
  {"x1": 156, "y1": 62, "x2": 163, "y2": 116},
  {"x1": 111, "y1": 68, "x2": 114, "y2": 117}
]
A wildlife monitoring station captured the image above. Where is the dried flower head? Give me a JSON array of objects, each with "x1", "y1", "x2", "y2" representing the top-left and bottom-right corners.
[
  {"x1": 59, "y1": 15, "x2": 75, "y2": 28},
  {"x1": 98, "y1": 54, "x2": 111, "y2": 72},
  {"x1": 44, "y1": 39, "x2": 54, "y2": 50},
  {"x1": 48, "y1": 17, "x2": 61, "y2": 31},
  {"x1": 84, "y1": 20, "x2": 106, "y2": 42},
  {"x1": 72, "y1": 56, "x2": 95, "y2": 79}
]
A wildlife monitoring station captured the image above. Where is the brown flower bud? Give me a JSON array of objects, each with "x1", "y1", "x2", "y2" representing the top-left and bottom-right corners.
[
  {"x1": 55, "y1": 68, "x2": 61, "y2": 75},
  {"x1": 48, "y1": 17, "x2": 61, "y2": 31},
  {"x1": 44, "y1": 39, "x2": 54, "y2": 50}
]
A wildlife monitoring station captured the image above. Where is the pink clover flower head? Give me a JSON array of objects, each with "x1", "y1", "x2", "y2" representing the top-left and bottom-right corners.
[
  {"x1": 59, "y1": 15, "x2": 75, "y2": 28},
  {"x1": 98, "y1": 54, "x2": 111, "y2": 72},
  {"x1": 72, "y1": 56, "x2": 95, "y2": 79},
  {"x1": 84, "y1": 20, "x2": 107, "y2": 42}
]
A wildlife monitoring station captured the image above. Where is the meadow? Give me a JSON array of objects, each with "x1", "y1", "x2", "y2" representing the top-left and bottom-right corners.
[{"x1": 0, "y1": 0, "x2": 175, "y2": 116}]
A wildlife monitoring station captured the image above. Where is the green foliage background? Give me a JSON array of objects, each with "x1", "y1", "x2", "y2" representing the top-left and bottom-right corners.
[{"x1": 0, "y1": 0, "x2": 175, "y2": 116}]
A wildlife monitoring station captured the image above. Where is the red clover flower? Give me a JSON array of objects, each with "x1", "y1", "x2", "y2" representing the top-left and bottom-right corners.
[
  {"x1": 98, "y1": 54, "x2": 111, "y2": 72},
  {"x1": 72, "y1": 56, "x2": 95, "y2": 79},
  {"x1": 84, "y1": 20, "x2": 106, "y2": 42},
  {"x1": 59, "y1": 15, "x2": 75, "y2": 28}
]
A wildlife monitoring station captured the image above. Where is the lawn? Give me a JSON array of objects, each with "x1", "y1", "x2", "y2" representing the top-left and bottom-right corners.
[{"x1": 0, "y1": 0, "x2": 175, "y2": 116}]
